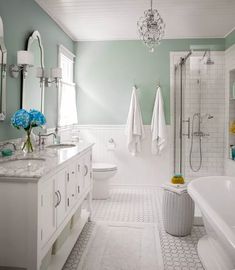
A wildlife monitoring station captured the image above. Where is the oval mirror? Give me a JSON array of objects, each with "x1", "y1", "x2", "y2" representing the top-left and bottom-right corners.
[
  {"x1": 0, "y1": 16, "x2": 7, "y2": 121},
  {"x1": 22, "y1": 31, "x2": 44, "y2": 112}
]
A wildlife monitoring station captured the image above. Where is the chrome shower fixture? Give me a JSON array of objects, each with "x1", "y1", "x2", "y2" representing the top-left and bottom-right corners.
[
  {"x1": 206, "y1": 57, "x2": 214, "y2": 65},
  {"x1": 201, "y1": 113, "x2": 214, "y2": 121},
  {"x1": 201, "y1": 49, "x2": 214, "y2": 65},
  {"x1": 207, "y1": 114, "x2": 214, "y2": 119}
]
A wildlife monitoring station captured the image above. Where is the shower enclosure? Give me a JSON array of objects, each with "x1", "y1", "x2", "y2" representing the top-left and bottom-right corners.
[{"x1": 173, "y1": 49, "x2": 225, "y2": 179}]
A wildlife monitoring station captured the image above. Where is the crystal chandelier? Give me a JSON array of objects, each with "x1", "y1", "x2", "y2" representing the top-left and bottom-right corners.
[{"x1": 137, "y1": 0, "x2": 165, "y2": 52}]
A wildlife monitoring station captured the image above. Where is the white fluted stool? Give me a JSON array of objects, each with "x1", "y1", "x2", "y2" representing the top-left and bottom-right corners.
[{"x1": 162, "y1": 184, "x2": 194, "y2": 236}]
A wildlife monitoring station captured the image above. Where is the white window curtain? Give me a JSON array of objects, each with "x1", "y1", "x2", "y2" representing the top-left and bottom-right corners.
[
  {"x1": 58, "y1": 81, "x2": 78, "y2": 126},
  {"x1": 58, "y1": 45, "x2": 78, "y2": 127}
]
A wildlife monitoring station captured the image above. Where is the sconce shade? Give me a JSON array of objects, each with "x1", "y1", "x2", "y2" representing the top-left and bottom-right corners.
[
  {"x1": 17, "y1": 50, "x2": 34, "y2": 66},
  {"x1": 36, "y1": 67, "x2": 44, "y2": 78},
  {"x1": 44, "y1": 69, "x2": 50, "y2": 79},
  {"x1": 51, "y1": 67, "x2": 62, "y2": 79}
]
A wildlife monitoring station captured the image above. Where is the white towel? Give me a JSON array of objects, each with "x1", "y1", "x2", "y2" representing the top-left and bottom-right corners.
[
  {"x1": 125, "y1": 86, "x2": 145, "y2": 156},
  {"x1": 161, "y1": 183, "x2": 188, "y2": 195},
  {"x1": 151, "y1": 86, "x2": 167, "y2": 155}
]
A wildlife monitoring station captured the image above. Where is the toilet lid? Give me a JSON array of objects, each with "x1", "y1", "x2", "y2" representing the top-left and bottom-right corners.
[{"x1": 93, "y1": 163, "x2": 117, "y2": 172}]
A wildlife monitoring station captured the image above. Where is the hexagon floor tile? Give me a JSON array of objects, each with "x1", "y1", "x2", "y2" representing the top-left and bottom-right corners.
[{"x1": 62, "y1": 187, "x2": 205, "y2": 270}]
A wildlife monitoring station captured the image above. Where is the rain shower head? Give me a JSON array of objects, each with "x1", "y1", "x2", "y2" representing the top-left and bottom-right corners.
[
  {"x1": 206, "y1": 57, "x2": 214, "y2": 65},
  {"x1": 204, "y1": 50, "x2": 214, "y2": 65}
]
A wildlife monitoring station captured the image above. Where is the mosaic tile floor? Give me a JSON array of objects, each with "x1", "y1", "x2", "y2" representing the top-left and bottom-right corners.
[
  {"x1": 63, "y1": 187, "x2": 205, "y2": 270},
  {"x1": 155, "y1": 189, "x2": 206, "y2": 270}
]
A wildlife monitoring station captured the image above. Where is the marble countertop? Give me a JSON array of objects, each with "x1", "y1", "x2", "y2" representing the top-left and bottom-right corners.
[{"x1": 0, "y1": 141, "x2": 94, "y2": 181}]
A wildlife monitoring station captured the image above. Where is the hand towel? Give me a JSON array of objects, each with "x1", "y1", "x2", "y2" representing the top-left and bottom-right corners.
[
  {"x1": 125, "y1": 86, "x2": 145, "y2": 156},
  {"x1": 161, "y1": 183, "x2": 188, "y2": 195},
  {"x1": 151, "y1": 86, "x2": 167, "y2": 155}
]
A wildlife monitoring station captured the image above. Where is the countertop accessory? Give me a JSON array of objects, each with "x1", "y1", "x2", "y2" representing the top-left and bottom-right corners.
[
  {"x1": 11, "y1": 109, "x2": 46, "y2": 153},
  {"x1": 1, "y1": 149, "x2": 13, "y2": 157}
]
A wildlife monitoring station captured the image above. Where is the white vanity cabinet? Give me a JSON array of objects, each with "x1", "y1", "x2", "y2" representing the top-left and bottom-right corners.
[
  {"x1": 39, "y1": 178, "x2": 57, "y2": 247},
  {"x1": 66, "y1": 163, "x2": 77, "y2": 210},
  {"x1": 55, "y1": 169, "x2": 67, "y2": 230},
  {"x1": 81, "y1": 151, "x2": 92, "y2": 191},
  {"x1": 39, "y1": 168, "x2": 67, "y2": 247},
  {"x1": 0, "y1": 144, "x2": 93, "y2": 270}
]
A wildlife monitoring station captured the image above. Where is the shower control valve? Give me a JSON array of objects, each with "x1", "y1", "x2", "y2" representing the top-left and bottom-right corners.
[{"x1": 193, "y1": 131, "x2": 210, "y2": 137}]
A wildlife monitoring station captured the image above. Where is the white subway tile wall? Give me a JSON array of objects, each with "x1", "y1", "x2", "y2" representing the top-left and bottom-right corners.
[
  {"x1": 225, "y1": 45, "x2": 235, "y2": 175},
  {"x1": 171, "y1": 52, "x2": 225, "y2": 179}
]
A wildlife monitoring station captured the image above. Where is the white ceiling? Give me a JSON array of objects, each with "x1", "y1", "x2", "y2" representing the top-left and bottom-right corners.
[{"x1": 35, "y1": 0, "x2": 235, "y2": 41}]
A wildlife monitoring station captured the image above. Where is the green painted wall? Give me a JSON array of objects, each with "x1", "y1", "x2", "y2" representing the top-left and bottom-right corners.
[
  {"x1": 225, "y1": 29, "x2": 235, "y2": 49},
  {"x1": 75, "y1": 39, "x2": 225, "y2": 125},
  {"x1": 0, "y1": 0, "x2": 74, "y2": 141}
]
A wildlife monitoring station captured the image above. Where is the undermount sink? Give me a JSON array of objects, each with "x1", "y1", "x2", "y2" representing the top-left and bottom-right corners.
[
  {"x1": 46, "y1": 143, "x2": 76, "y2": 149},
  {"x1": 0, "y1": 157, "x2": 46, "y2": 169}
]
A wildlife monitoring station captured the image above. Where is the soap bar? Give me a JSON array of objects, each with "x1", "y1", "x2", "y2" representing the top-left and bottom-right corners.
[{"x1": 1, "y1": 148, "x2": 13, "y2": 157}]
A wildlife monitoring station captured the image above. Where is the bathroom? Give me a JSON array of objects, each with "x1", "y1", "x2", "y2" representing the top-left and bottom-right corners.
[{"x1": 0, "y1": 0, "x2": 234, "y2": 269}]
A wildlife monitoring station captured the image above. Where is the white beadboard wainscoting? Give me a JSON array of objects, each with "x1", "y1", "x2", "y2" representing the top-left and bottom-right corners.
[{"x1": 70, "y1": 125, "x2": 174, "y2": 187}]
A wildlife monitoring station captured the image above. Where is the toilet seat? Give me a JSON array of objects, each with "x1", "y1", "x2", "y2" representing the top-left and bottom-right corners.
[{"x1": 93, "y1": 163, "x2": 117, "y2": 172}]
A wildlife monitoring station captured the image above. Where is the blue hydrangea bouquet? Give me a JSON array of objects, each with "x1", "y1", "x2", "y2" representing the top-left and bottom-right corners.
[{"x1": 11, "y1": 109, "x2": 46, "y2": 153}]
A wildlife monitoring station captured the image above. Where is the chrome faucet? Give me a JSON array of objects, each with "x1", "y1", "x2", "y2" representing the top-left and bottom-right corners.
[
  {"x1": 38, "y1": 133, "x2": 56, "y2": 147},
  {"x1": 0, "y1": 142, "x2": 17, "y2": 151}
]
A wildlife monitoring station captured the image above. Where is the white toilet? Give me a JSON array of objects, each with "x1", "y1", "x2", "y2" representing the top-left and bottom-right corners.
[{"x1": 92, "y1": 163, "x2": 117, "y2": 199}]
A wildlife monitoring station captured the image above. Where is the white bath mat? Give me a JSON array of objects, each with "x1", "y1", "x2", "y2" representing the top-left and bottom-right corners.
[
  {"x1": 77, "y1": 221, "x2": 163, "y2": 270},
  {"x1": 63, "y1": 187, "x2": 205, "y2": 270}
]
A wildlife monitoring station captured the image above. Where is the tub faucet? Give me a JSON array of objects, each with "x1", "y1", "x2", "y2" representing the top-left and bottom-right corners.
[
  {"x1": 0, "y1": 142, "x2": 17, "y2": 151},
  {"x1": 38, "y1": 133, "x2": 56, "y2": 147}
]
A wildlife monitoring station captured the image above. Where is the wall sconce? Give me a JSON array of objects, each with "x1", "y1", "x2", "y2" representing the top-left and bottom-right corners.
[
  {"x1": 36, "y1": 67, "x2": 62, "y2": 88},
  {"x1": 10, "y1": 51, "x2": 34, "y2": 79},
  {"x1": 36, "y1": 67, "x2": 45, "y2": 87},
  {"x1": 46, "y1": 68, "x2": 62, "y2": 88}
]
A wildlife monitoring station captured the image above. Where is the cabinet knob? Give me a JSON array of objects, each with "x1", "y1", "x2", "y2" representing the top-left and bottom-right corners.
[
  {"x1": 72, "y1": 171, "x2": 75, "y2": 175},
  {"x1": 72, "y1": 194, "x2": 75, "y2": 197},
  {"x1": 77, "y1": 186, "x2": 80, "y2": 193}
]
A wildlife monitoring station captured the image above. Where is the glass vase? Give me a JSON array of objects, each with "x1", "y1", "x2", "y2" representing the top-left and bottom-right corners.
[{"x1": 22, "y1": 131, "x2": 34, "y2": 153}]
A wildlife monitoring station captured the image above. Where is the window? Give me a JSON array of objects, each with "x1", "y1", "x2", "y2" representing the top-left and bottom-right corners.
[{"x1": 58, "y1": 45, "x2": 78, "y2": 126}]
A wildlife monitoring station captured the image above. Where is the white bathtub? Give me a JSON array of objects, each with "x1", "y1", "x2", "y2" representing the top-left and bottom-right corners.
[{"x1": 188, "y1": 176, "x2": 235, "y2": 270}]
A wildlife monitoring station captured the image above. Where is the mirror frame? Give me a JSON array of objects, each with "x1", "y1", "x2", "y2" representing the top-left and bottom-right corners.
[
  {"x1": 0, "y1": 16, "x2": 7, "y2": 121},
  {"x1": 22, "y1": 30, "x2": 45, "y2": 113}
]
